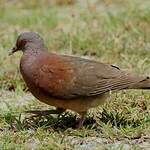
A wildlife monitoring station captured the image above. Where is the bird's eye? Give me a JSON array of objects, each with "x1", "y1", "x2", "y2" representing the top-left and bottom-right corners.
[{"x1": 17, "y1": 39, "x2": 27, "y2": 48}]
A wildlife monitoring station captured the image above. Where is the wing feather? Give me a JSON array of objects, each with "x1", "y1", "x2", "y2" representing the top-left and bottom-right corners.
[{"x1": 31, "y1": 54, "x2": 145, "y2": 99}]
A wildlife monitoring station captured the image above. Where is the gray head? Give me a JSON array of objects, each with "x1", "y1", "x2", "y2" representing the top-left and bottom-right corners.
[{"x1": 9, "y1": 32, "x2": 44, "y2": 55}]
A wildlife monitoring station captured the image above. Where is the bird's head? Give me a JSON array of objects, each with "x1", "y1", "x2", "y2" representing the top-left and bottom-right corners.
[{"x1": 9, "y1": 32, "x2": 44, "y2": 55}]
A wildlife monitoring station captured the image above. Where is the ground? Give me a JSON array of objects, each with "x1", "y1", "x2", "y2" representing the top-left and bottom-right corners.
[{"x1": 0, "y1": 0, "x2": 150, "y2": 149}]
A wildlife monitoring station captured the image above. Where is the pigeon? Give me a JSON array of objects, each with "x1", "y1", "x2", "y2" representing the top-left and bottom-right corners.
[{"x1": 10, "y1": 32, "x2": 150, "y2": 128}]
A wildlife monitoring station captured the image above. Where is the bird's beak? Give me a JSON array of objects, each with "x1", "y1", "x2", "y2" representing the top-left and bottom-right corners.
[{"x1": 9, "y1": 46, "x2": 18, "y2": 56}]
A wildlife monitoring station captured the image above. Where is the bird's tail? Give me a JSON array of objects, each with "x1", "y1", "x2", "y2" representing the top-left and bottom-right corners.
[{"x1": 128, "y1": 76, "x2": 150, "y2": 89}]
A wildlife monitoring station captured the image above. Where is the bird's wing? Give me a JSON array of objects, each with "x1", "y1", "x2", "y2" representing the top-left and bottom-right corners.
[
  {"x1": 34, "y1": 54, "x2": 145, "y2": 99},
  {"x1": 65, "y1": 55, "x2": 145, "y2": 97}
]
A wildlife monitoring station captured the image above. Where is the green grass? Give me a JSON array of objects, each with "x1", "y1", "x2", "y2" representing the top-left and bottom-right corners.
[{"x1": 0, "y1": 0, "x2": 150, "y2": 149}]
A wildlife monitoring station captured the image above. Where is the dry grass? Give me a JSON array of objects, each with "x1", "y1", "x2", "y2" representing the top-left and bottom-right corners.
[{"x1": 0, "y1": 0, "x2": 150, "y2": 149}]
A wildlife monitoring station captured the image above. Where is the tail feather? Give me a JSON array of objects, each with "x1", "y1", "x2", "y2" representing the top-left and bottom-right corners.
[{"x1": 129, "y1": 76, "x2": 150, "y2": 89}]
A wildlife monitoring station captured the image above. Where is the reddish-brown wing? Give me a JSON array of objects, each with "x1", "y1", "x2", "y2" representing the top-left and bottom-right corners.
[{"x1": 31, "y1": 53, "x2": 145, "y2": 99}]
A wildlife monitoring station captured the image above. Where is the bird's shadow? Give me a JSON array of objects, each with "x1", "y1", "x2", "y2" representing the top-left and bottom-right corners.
[
  {"x1": 4, "y1": 108, "x2": 141, "y2": 131},
  {"x1": 23, "y1": 113, "x2": 96, "y2": 130},
  {"x1": 5, "y1": 112, "x2": 96, "y2": 131}
]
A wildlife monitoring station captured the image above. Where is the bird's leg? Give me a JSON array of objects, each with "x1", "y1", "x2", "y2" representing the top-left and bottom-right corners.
[
  {"x1": 25, "y1": 107, "x2": 66, "y2": 116},
  {"x1": 75, "y1": 111, "x2": 87, "y2": 129},
  {"x1": 56, "y1": 107, "x2": 66, "y2": 113}
]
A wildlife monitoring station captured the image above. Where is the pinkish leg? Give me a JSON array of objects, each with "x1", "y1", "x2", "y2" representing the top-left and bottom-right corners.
[{"x1": 75, "y1": 111, "x2": 87, "y2": 129}]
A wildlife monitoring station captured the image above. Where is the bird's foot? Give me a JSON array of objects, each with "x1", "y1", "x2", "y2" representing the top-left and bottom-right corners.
[
  {"x1": 74, "y1": 118, "x2": 85, "y2": 129},
  {"x1": 74, "y1": 111, "x2": 87, "y2": 129}
]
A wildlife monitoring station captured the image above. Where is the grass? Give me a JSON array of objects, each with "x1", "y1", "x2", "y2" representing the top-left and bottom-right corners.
[{"x1": 0, "y1": 0, "x2": 150, "y2": 149}]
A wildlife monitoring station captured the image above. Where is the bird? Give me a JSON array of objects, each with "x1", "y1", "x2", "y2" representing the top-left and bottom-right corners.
[{"x1": 9, "y1": 32, "x2": 150, "y2": 128}]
